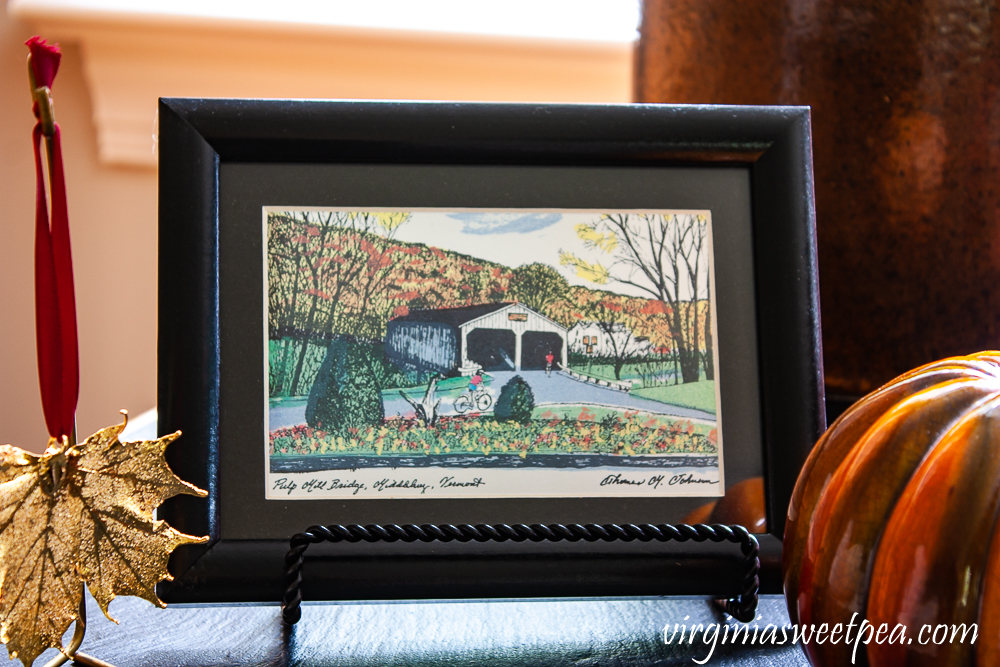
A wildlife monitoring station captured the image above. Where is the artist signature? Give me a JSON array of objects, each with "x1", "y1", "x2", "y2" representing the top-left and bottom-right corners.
[{"x1": 600, "y1": 473, "x2": 715, "y2": 489}]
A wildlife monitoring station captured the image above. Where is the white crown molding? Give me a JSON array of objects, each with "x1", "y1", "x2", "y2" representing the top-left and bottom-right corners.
[{"x1": 10, "y1": 0, "x2": 634, "y2": 168}]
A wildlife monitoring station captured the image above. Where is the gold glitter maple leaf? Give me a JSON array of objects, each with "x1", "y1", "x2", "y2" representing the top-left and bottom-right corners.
[{"x1": 0, "y1": 415, "x2": 207, "y2": 666}]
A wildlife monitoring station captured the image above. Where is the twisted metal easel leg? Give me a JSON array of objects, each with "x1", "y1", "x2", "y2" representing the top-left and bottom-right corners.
[{"x1": 41, "y1": 587, "x2": 116, "y2": 667}]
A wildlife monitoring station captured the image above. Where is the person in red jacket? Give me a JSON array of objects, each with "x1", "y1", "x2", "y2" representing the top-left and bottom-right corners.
[{"x1": 545, "y1": 351, "x2": 554, "y2": 377}]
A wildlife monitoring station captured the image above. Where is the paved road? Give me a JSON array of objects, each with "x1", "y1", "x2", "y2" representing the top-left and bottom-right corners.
[
  {"x1": 483, "y1": 371, "x2": 715, "y2": 421},
  {"x1": 269, "y1": 370, "x2": 716, "y2": 430}
]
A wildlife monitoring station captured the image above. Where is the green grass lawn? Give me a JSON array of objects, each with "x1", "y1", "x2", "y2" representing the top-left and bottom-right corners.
[
  {"x1": 269, "y1": 376, "x2": 493, "y2": 409},
  {"x1": 631, "y1": 381, "x2": 717, "y2": 415},
  {"x1": 270, "y1": 376, "x2": 494, "y2": 410},
  {"x1": 568, "y1": 362, "x2": 710, "y2": 386},
  {"x1": 569, "y1": 363, "x2": 648, "y2": 383},
  {"x1": 384, "y1": 375, "x2": 491, "y2": 402}
]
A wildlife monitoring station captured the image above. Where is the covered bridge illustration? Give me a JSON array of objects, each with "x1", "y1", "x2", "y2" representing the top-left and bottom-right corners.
[{"x1": 385, "y1": 302, "x2": 568, "y2": 375}]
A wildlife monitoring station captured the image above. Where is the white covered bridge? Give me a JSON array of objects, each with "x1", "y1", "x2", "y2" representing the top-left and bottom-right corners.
[{"x1": 385, "y1": 302, "x2": 568, "y2": 376}]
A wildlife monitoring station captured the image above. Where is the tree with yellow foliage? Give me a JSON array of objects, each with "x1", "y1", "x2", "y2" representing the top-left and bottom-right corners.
[{"x1": 509, "y1": 262, "x2": 569, "y2": 317}]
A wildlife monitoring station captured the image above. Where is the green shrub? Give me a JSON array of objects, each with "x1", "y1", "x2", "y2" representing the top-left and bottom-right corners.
[
  {"x1": 494, "y1": 375, "x2": 535, "y2": 425},
  {"x1": 306, "y1": 339, "x2": 384, "y2": 430}
]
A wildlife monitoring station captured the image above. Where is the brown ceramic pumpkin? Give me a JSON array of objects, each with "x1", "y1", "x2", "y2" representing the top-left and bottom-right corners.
[{"x1": 783, "y1": 352, "x2": 1000, "y2": 666}]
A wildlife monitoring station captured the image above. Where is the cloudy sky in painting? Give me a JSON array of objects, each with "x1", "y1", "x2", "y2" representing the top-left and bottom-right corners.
[
  {"x1": 446, "y1": 212, "x2": 563, "y2": 235},
  {"x1": 397, "y1": 210, "x2": 630, "y2": 292}
]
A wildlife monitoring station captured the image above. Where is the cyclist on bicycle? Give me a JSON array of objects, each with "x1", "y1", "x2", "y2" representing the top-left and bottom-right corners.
[
  {"x1": 469, "y1": 368, "x2": 484, "y2": 394},
  {"x1": 455, "y1": 367, "x2": 493, "y2": 413}
]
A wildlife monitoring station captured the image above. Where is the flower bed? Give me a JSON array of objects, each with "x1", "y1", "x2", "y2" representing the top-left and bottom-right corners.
[{"x1": 269, "y1": 409, "x2": 717, "y2": 458}]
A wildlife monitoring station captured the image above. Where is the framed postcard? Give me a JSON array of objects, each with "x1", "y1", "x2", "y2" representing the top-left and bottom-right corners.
[
  {"x1": 157, "y1": 99, "x2": 824, "y2": 604},
  {"x1": 265, "y1": 206, "x2": 723, "y2": 500}
]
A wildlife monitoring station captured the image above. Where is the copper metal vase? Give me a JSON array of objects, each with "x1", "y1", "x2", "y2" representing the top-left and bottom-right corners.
[{"x1": 636, "y1": 0, "x2": 1000, "y2": 397}]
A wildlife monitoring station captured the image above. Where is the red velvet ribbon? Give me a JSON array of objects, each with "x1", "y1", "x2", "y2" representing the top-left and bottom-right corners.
[{"x1": 29, "y1": 37, "x2": 78, "y2": 440}]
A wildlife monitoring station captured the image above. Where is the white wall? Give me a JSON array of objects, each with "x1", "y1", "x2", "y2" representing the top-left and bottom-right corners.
[{"x1": 1, "y1": 4, "x2": 158, "y2": 451}]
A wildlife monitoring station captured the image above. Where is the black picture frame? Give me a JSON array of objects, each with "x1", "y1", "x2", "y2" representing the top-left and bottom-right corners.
[{"x1": 157, "y1": 99, "x2": 824, "y2": 605}]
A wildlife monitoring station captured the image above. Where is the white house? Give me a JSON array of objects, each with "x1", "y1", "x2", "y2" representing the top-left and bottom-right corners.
[{"x1": 568, "y1": 321, "x2": 652, "y2": 358}]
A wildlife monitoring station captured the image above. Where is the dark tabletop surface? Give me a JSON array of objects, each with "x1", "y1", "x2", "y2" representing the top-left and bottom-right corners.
[{"x1": 44, "y1": 594, "x2": 807, "y2": 666}]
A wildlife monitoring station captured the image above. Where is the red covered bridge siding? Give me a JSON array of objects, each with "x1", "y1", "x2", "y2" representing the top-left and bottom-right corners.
[{"x1": 385, "y1": 302, "x2": 569, "y2": 376}]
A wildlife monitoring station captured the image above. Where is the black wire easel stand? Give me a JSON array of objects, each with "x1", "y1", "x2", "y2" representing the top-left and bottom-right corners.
[{"x1": 281, "y1": 522, "x2": 760, "y2": 624}]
